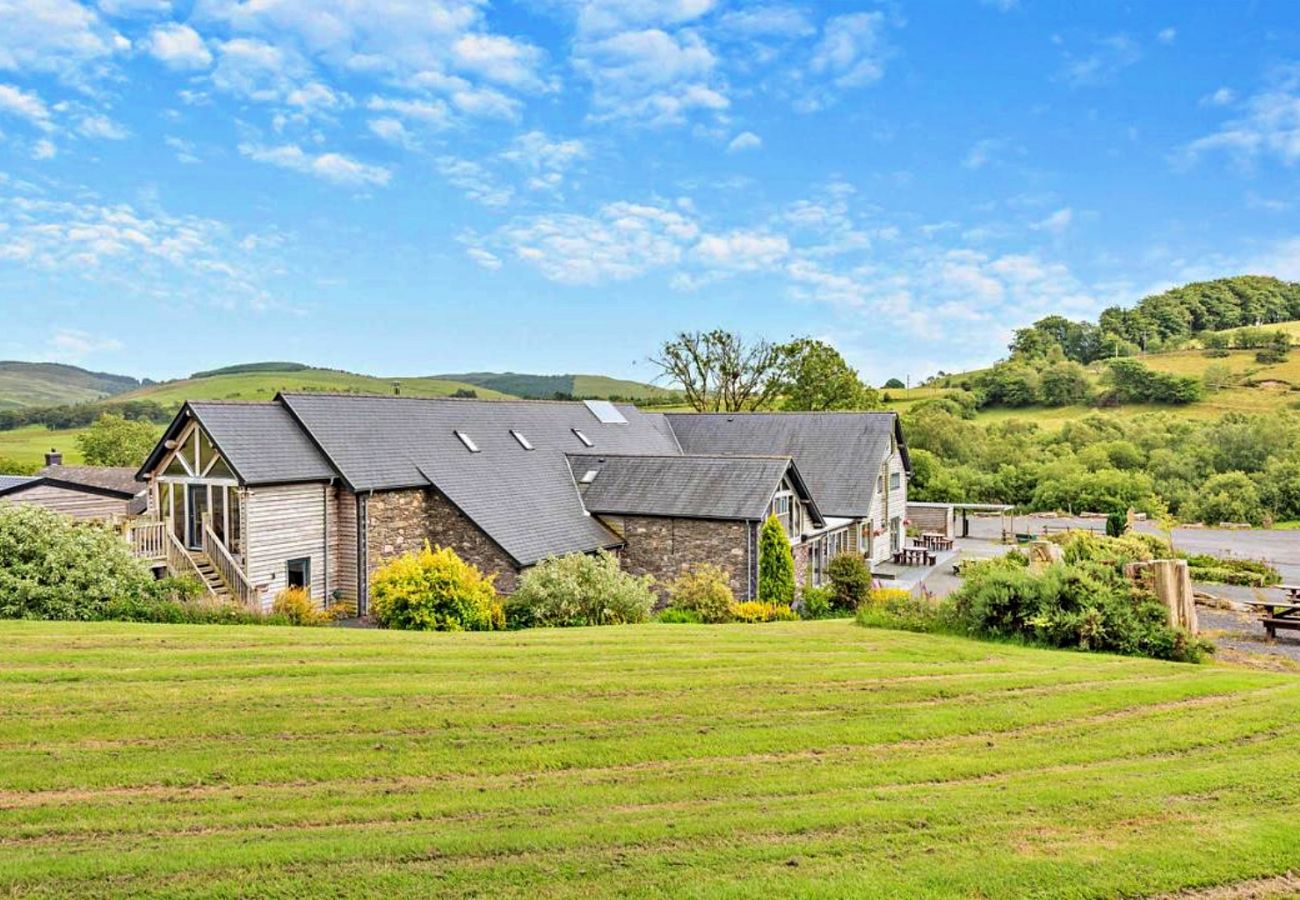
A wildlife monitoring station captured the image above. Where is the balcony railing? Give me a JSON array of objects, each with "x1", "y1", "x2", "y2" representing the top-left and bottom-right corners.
[{"x1": 125, "y1": 519, "x2": 166, "y2": 561}]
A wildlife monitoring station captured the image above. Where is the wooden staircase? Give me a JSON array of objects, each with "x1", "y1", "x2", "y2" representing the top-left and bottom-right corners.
[{"x1": 191, "y1": 551, "x2": 233, "y2": 602}]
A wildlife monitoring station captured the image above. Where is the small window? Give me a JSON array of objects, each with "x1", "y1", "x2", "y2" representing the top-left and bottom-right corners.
[
  {"x1": 890, "y1": 472, "x2": 901, "y2": 490},
  {"x1": 579, "y1": 469, "x2": 599, "y2": 484},
  {"x1": 511, "y1": 430, "x2": 534, "y2": 450},
  {"x1": 455, "y1": 430, "x2": 480, "y2": 453},
  {"x1": 287, "y1": 557, "x2": 310, "y2": 592},
  {"x1": 876, "y1": 475, "x2": 883, "y2": 494},
  {"x1": 572, "y1": 428, "x2": 594, "y2": 448}
]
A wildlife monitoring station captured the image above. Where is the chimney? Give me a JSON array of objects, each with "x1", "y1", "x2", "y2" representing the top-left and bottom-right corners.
[{"x1": 45, "y1": 449, "x2": 63, "y2": 467}]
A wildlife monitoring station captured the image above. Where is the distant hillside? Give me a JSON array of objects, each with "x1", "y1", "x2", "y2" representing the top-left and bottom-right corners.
[
  {"x1": 118, "y1": 367, "x2": 513, "y2": 406},
  {"x1": 0, "y1": 362, "x2": 140, "y2": 411},
  {"x1": 437, "y1": 372, "x2": 679, "y2": 401}
]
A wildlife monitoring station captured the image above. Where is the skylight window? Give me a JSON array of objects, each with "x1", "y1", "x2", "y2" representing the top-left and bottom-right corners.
[
  {"x1": 511, "y1": 430, "x2": 534, "y2": 450},
  {"x1": 572, "y1": 428, "x2": 594, "y2": 447},
  {"x1": 583, "y1": 399, "x2": 628, "y2": 424},
  {"x1": 454, "y1": 430, "x2": 480, "y2": 453},
  {"x1": 579, "y1": 470, "x2": 599, "y2": 484}
]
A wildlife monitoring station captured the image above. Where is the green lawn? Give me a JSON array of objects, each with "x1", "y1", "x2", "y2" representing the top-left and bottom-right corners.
[
  {"x1": 3, "y1": 622, "x2": 1300, "y2": 897},
  {"x1": 0, "y1": 424, "x2": 93, "y2": 468}
]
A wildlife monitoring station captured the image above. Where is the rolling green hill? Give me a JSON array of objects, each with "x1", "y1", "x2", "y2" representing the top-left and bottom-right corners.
[
  {"x1": 436, "y1": 371, "x2": 678, "y2": 401},
  {"x1": 117, "y1": 367, "x2": 512, "y2": 407},
  {"x1": 0, "y1": 362, "x2": 140, "y2": 411},
  {"x1": 895, "y1": 321, "x2": 1300, "y2": 428}
]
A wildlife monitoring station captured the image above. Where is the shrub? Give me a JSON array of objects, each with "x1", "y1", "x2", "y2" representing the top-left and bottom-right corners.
[
  {"x1": 0, "y1": 505, "x2": 156, "y2": 620},
  {"x1": 729, "y1": 601, "x2": 798, "y2": 623},
  {"x1": 947, "y1": 560, "x2": 1211, "y2": 662},
  {"x1": 797, "y1": 584, "x2": 834, "y2": 619},
  {"x1": 506, "y1": 550, "x2": 655, "y2": 628},
  {"x1": 666, "y1": 563, "x2": 734, "y2": 623},
  {"x1": 826, "y1": 553, "x2": 872, "y2": 610},
  {"x1": 271, "y1": 587, "x2": 330, "y2": 626},
  {"x1": 370, "y1": 544, "x2": 503, "y2": 632},
  {"x1": 1185, "y1": 554, "x2": 1281, "y2": 587},
  {"x1": 757, "y1": 515, "x2": 795, "y2": 605},
  {"x1": 656, "y1": 608, "x2": 703, "y2": 624},
  {"x1": 856, "y1": 590, "x2": 946, "y2": 633}
]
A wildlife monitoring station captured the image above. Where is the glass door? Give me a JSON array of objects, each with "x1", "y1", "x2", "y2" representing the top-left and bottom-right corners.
[{"x1": 187, "y1": 484, "x2": 208, "y2": 550}]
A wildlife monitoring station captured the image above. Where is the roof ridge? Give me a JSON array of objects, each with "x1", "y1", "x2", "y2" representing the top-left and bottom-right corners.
[
  {"x1": 566, "y1": 452, "x2": 793, "y2": 461},
  {"x1": 666, "y1": 410, "x2": 896, "y2": 416},
  {"x1": 277, "y1": 391, "x2": 640, "y2": 408}
]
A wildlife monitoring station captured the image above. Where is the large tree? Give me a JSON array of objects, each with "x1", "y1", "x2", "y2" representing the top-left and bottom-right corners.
[
  {"x1": 649, "y1": 330, "x2": 786, "y2": 412},
  {"x1": 75, "y1": 414, "x2": 159, "y2": 467},
  {"x1": 778, "y1": 338, "x2": 880, "y2": 411}
]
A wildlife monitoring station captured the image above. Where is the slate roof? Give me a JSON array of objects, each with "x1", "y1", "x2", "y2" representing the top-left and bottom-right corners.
[
  {"x1": 0, "y1": 475, "x2": 38, "y2": 494},
  {"x1": 569, "y1": 453, "x2": 820, "y2": 522},
  {"x1": 278, "y1": 393, "x2": 683, "y2": 565},
  {"x1": 665, "y1": 412, "x2": 907, "y2": 517},
  {"x1": 37, "y1": 465, "x2": 143, "y2": 497},
  {"x1": 138, "y1": 402, "x2": 337, "y2": 486}
]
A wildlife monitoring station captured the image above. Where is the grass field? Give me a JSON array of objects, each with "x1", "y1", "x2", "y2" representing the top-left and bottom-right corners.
[
  {"x1": 0, "y1": 425, "x2": 92, "y2": 467},
  {"x1": 3, "y1": 621, "x2": 1300, "y2": 897}
]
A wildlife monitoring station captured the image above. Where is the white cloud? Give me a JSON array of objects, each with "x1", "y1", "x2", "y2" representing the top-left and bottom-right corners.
[
  {"x1": 165, "y1": 135, "x2": 199, "y2": 163},
  {"x1": 962, "y1": 138, "x2": 1003, "y2": 170},
  {"x1": 727, "y1": 130, "x2": 761, "y2": 153},
  {"x1": 33, "y1": 139, "x2": 58, "y2": 159},
  {"x1": 1200, "y1": 86, "x2": 1236, "y2": 107},
  {"x1": 575, "y1": 27, "x2": 727, "y2": 125},
  {"x1": 465, "y1": 246, "x2": 501, "y2": 270},
  {"x1": 1156, "y1": 27, "x2": 1176, "y2": 45},
  {"x1": 979, "y1": 0, "x2": 1019, "y2": 10},
  {"x1": 810, "y1": 13, "x2": 888, "y2": 88},
  {"x1": 1032, "y1": 207, "x2": 1074, "y2": 235},
  {"x1": 98, "y1": 0, "x2": 171, "y2": 15},
  {"x1": 239, "y1": 143, "x2": 391, "y2": 187},
  {"x1": 482, "y1": 201, "x2": 700, "y2": 284},
  {"x1": 451, "y1": 33, "x2": 548, "y2": 91},
  {"x1": 368, "y1": 116, "x2": 409, "y2": 145},
  {"x1": 144, "y1": 23, "x2": 212, "y2": 70},
  {"x1": 717, "y1": 6, "x2": 812, "y2": 39},
  {"x1": 48, "y1": 328, "x2": 123, "y2": 362},
  {"x1": 1057, "y1": 34, "x2": 1141, "y2": 87},
  {"x1": 574, "y1": 0, "x2": 717, "y2": 38},
  {"x1": 211, "y1": 37, "x2": 305, "y2": 103},
  {"x1": 366, "y1": 94, "x2": 451, "y2": 128},
  {"x1": 693, "y1": 230, "x2": 789, "y2": 269},
  {"x1": 0, "y1": 191, "x2": 279, "y2": 311},
  {"x1": 76, "y1": 113, "x2": 128, "y2": 140},
  {"x1": 1184, "y1": 66, "x2": 1300, "y2": 167},
  {"x1": 435, "y1": 156, "x2": 513, "y2": 207},
  {"x1": 0, "y1": 84, "x2": 54, "y2": 130},
  {"x1": 0, "y1": 0, "x2": 127, "y2": 84}
]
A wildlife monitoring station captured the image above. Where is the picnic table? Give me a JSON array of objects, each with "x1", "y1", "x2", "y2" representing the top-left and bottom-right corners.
[
  {"x1": 893, "y1": 547, "x2": 935, "y2": 568},
  {"x1": 1244, "y1": 588, "x2": 1300, "y2": 640},
  {"x1": 914, "y1": 532, "x2": 954, "y2": 552}
]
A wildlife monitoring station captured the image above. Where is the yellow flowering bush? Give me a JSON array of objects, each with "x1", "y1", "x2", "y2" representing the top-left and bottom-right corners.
[
  {"x1": 728, "y1": 600, "x2": 798, "y2": 623},
  {"x1": 371, "y1": 543, "x2": 503, "y2": 631},
  {"x1": 270, "y1": 587, "x2": 330, "y2": 626},
  {"x1": 864, "y1": 587, "x2": 913, "y2": 609}
]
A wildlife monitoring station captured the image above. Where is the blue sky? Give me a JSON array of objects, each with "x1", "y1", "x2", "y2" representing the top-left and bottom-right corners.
[{"x1": 0, "y1": 1, "x2": 1298, "y2": 385}]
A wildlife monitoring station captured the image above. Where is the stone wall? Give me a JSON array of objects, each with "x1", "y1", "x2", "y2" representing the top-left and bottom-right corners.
[
  {"x1": 365, "y1": 488, "x2": 520, "y2": 594},
  {"x1": 609, "y1": 515, "x2": 755, "y2": 600},
  {"x1": 791, "y1": 540, "x2": 810, "y2": 589}
]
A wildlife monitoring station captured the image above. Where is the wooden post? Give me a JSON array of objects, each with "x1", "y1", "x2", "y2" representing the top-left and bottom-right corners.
[{"x1": 1124, "y1": 559, "x2": 1198, "y2": 634}]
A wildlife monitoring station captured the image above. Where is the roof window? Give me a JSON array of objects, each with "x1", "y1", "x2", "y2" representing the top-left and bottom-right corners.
[
  {"x1": 572, "y1": 428, "x2": 594, "y2": 448},
  {"x1": 579, "y1": 469, "x2": 599, "y2": 484},
  {"x1": 511, "y1": 430, "x2": 534, "y2": 450},
  {"x1": 454, "y1": 430, "x2": 480, "y2": 453},
  {"x1": 582, "y1": 399, "x2": 628, "y2": 424}
]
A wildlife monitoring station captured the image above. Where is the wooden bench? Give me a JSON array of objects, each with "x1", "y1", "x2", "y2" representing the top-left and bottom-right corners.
[
  {"x1": 1264, "y1": 617, "x2": 1300, "y2": 640},
  {"x1": 1243, "y1": 598, "x2": 1300, "y2": 641},
  {"x1": 1279, "y1": 584, "x2": 1300, "y2": 603}
]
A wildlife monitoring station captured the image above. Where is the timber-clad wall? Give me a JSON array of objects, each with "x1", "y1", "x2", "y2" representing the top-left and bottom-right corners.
[
  {"x1": 330, "y1": 486, "x2": 359, "y2": 603},
  {"x1": 244, "y1": 482, "x2": 329, "y2": 609},
  {"x1": 0, "y1": 485, "x2": 129, "y2": 521},
  {"x1": 865, "y1": 445, "x2": 909, "y2": 565},
  {"x1": 603, "y1": 515, "x2": 755, "y2": 600},
  {"x1": 365, "y1": 487, "x2": 520, "y2": 597}
]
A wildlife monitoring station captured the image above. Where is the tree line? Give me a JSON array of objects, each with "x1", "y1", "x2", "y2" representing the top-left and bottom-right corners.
[{"x1": 1008, "y1": 275, "x2": 1300, "y2": 362}]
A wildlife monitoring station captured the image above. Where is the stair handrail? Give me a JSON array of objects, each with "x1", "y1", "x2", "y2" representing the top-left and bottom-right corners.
[
  {"x1": 165, "y1": 530, "x2": 216, "y2": 597},
  {"x1": 202, "y1": 520, "x2": 258, "y2": 609}
]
